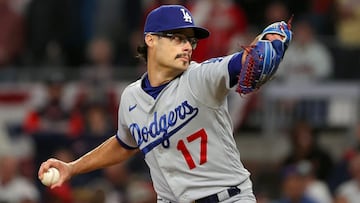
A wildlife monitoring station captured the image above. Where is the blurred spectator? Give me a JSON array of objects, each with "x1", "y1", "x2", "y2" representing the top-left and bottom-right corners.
[
  {"x1": 12, "y1": 135, "x2": 37, "y2": 184},
  {"x1": 276, "y1": 18, "x2": 333, "y2": 126},
  {"x1": 115, "y1": 0, "x2": 142, "y2": 66},
  {"x1": 189, "y1": 0, "x2": 248, "y2": 62},
  {"x1": 74, "y1": 163, "x2": 131, "y2": 203},
  {"x1": 70, "y1": 103, "x2": 114, "y2": 186},
  {"x1": 83, "y1": 103, "x2": 114, "y2": 139},
  {"x1": 285, "y1": 0, "x2": 336, "y2": 35},
  {"x1": 0, "y1": 153, "x2": 40, "y2": 203},
  {"x1": 81, "y1": 37, "x2": 114, "y2": 83},
  {"x1": 336, "y1": 0, "x2": 360, "y2": 46},
  {"x1": 277, "y1": 17, "x2": 333, "y2": 84},
  {"x1": 272, "y1": 164, "x2": 317, "y2": 203},
  {"x1": 24, "y1": 0, "x2": 143, "y2": 67},
  {"x1": 126, "y1": 179, "x2": 157, "y2": 203},
  {"x1": 90, "y1": 0, "x2": 123, "y2": 41},
  {"x1": 75, "y1": 37, "x2": 119, "y2": 126},
  {"x1": 281, "y1": 121, "x2": 334, "y2": 181},
  {"x1": 0, "y1": 0, "x2": 25, "y2": 66},
  {"x1": 264, "y1": 1, "x2": 290, "y2": 25},
  {"x1": 22, "y1": 74, "x2": 84, "y2": 171},
  {"x1": 84, "y1": 37, "x2": 115, "y2": 80},
  {"x1": 72, "y1": 161, "x2": 152, "y2": 203},
  {"x1": 328, "y1": 121, "x2": 360, "y2": 193},
  {"x1": 23, "y1": 74, "x2": 83, "y2": 137},
  {"x1": 25, "y1": 0, "x2": 75, "y2": 66},
  {"x1": 76, "y1": 0, "x2": 143, "y2": 66},
  {"x1": 308, "y1": 0, "x2": 336, "y2": 35},
  {"x1": 78, "y1": 37, "x2": 115, "y2": 96},
  {"x1": 233, "y1": 0, "x2": 266, "y2": 29},
  {"x1": 297, "y1": 160, "x2": 333, "y2": 203},
  {"x1": 72, "y1": 103, "x2": 114, "y2": 157},
  {"x1": 334, "y1": 153, "x2": 360, "y2": 203},
  {"x1": 0, "y1": 0, "x2": 25, "y2": 81},
  {"x1": 102, "y1": 163, "x2": 131, "y2": 203},
  {"x1": 0, "y1": 126, "x2": 37, "y2": 184}
]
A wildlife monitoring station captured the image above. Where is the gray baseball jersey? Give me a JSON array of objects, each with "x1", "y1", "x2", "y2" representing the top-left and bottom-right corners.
[{"x1": 116, "y1": 54, "x2": 252, "y2": 202}]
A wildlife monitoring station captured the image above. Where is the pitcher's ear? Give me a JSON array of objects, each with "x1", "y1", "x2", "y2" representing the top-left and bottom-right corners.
[{"x1": 145, "y1": 34, "x2": 155, "y2": 47}]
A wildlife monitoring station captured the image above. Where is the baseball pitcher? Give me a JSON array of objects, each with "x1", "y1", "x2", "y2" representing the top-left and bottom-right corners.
[{"x1": 38, "y1": 5, "x2": 292, "y2": 203}]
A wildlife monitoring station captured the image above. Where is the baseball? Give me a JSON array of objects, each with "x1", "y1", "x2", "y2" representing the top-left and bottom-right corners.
[{"x1": 41, "y1": 167, "x2": 60, "y2": 186}]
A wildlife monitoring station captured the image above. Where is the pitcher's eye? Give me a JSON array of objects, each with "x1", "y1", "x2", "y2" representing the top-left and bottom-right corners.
[{"x1": 147, "y1": 32, "x2": 199, "y2": 50}]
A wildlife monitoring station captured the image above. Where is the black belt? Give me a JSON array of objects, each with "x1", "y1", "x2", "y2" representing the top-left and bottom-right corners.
[{"x1": 194, "y1": 186, "x2": 241, "y2": 203}]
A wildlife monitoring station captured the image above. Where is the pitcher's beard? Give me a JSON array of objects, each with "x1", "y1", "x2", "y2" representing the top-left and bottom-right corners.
[
  {"x1": 175, "y1": 53, "x2": 191, "y2": 66},
  {"x1": 182, "y1": 60, "x2": 189, "y2": 66}
]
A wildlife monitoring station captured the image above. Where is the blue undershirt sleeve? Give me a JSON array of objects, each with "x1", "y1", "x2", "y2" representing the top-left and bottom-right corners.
[{"x1": 228, "y1": 51, "x2": 244, "y2": 87}]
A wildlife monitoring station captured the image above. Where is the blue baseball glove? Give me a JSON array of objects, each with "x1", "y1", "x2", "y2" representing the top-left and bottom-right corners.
[{"x1": 237, "y1": 17, "x2": 293, "y2": 95}]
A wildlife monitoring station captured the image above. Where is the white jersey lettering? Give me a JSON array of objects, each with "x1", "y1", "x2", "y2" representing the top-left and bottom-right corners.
[{"x1": 129, "y1": 100, "x2": 199, "y2": 154}]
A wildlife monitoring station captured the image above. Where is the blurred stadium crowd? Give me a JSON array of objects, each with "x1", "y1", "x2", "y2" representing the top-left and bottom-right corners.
[{"x1": 0, "y1": 0, "x2": 359, "y2": 202}]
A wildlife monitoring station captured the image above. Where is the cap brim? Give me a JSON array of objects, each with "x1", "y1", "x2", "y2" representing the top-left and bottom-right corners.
[
  {"x1": 193, "y1": 27, "x2": 210, "y2": 39},
  {"x1": 162, "y1": 25, "x2": 210, "y2": 39}
]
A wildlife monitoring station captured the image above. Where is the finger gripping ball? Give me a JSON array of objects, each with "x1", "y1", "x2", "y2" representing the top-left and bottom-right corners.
[{"x1": 41, "y1": 167, "x2": 60, "y2": 186}]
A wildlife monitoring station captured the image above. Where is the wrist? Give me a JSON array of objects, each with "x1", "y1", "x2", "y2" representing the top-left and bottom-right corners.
[{"x1": 68, "y1": 161, "x2": 78, "y2": 176}]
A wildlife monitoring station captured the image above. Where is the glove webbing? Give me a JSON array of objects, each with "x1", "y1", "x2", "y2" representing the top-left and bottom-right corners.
[{"x1": 237, "y1": 45, "x2": 262, "y2": 95}]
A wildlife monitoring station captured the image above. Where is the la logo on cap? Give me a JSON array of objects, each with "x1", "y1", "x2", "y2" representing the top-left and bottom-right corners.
[
  {"x1": 143, "y1": 5, "x2": 210, "y2": 39},
  {"x1": 180, "y1": 8, "x2": 192, "y2": 23}
]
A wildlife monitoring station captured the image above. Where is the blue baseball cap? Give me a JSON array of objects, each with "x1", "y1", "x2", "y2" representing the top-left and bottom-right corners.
[{"x1": 144, "y1": 5, "x2": 210, "y2": 39}]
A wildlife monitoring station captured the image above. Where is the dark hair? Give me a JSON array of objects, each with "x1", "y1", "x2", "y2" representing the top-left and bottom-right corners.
[{"x1": 136, "y1": 43, "x2": 148, "y2": 63}]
